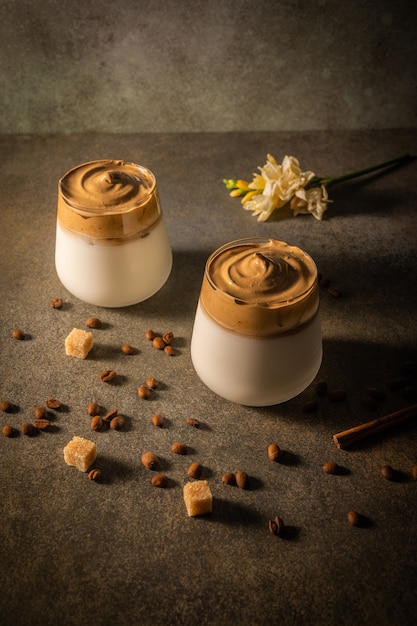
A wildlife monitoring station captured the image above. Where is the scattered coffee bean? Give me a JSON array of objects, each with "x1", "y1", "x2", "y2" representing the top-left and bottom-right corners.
[
  {"x1": 302, "y1": 400, "x2": 319, "y2": 413},
  {"x1": 146, "y1": 377, "x2": 159, "y2": 389},
  {"x1": 87, "y1": 401, "x2": 101, "y2": 416},
  {"x1": 86, "y1": 317, "x2": 102, "y2": 329},
  {"x1": 267, "y1": 443, "x2": 281, "y2": 462},
  {"x1": 21, "y1": 422, "x2": 36, "y2": 436},
  {"x1": 50, "y1": 297, "x2": 63, "y2": 309},
  {"x1": 100, "y1": 369, "x2": 117, "y2": 383},
  {"x1": 103, "y1": 409, "x2": 118, "y2": 422},
  {"x1": 380, "y1": 464, "x2": 394, "y2": 481},
  {"x1": 34, "y1": 419, "x2": 50, "y2": 430},
  {"x1": 235, "y1": 470, "x2": 248, "y2": 489},
  {"x1": 269, "y1": 515, "x2": 285, "y2": 536},
  {"x1": 318, "y1": 276, "x2": 330, "y2": 287},
  {"x1": 172, "y1": 442, "x2": 187, "y2": 455},
  {"x1": 221, "y1": 472, "x2": 236, "y2": 486},
  {"x1": 2, "y1": 424, "x2": 17, "y2": 437},
  {"x1": 347, "y1": 510, "x2": 359, "y2": 526},
  {"x1": 164, "y1": 345, "x2": 175, "y2": 356},
  {"x1": 162, "y1": 331, "x2": 174, "y2": 345},
  {"x1": 46, "y1": 397, "x2": 62, "y2": 410},
  {"x1": 186, "y1": 417, "x2": 200, "y2": 428},
  {"x1": 328, "y1": 389, "x2": 346, "y2": 402},
  {"x1": 138, "y1": 385, "x2": 151, "y2": 399},
  {"x1": 151, "y1": 474, "x2": 168, "y2": 488},
  {"x1": 141, "y1": 451, "x2": 159, "y2": 470},
  {"x1": 110, "y1": 416, "x2": 125, "y2": 430},
  {"x1": 121, "y1": 343, "x2": 135, "y2": 355},
  {"x1": 88, "y1": 469, "x2": 101, "y2": 481},
  {"x1": 12, "y1": 328, "x2": 25, "y2": 340},
  {"x1": 187, "y1": 462, "x2": 202, "y2": 479},
  {"x1": 328, "y1": 287, "x2": 341, "y2": 298},
  {"x1": 411, "y1": 465, "x2": 417, "y2": 480},
  {"x1": 315, "y1": 381, "x2": 328, "y2": 397},
  {"x1": 322, "y1": 462, "x2": 339, "y2": 475},
  {"x1": 268, "y1": 519, "x2": 278, "y2": 535},
  {"x1": 152, "y1": 336, "x2": 165, "y2": 350},
  {"x1": 0, "y1": 400, "x2": 14, "y2": 413},
  {"x1": 145, "y1": 329, "x2": 156, "y2": 341},
  {"x1": 151, "y1": 413, "x2": 165, "y2": 427},
  {"x1": 34, "y1": 406, "x2": 47, "y2": 420},
  {"x1": 90, "y1": 415, "x2": 104, "y2": 432}
]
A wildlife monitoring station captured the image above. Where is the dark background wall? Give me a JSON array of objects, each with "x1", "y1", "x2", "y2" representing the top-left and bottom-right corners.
[{"x1": 1, "y1": 0, "x2": 416, "y2": 133}]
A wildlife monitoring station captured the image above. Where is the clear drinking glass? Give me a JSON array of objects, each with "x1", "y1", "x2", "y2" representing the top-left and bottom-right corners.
[
  {"x1": 191, "y1": 238, "x2": 322, "y2": 406},
  {"x1": 55, "y1": 159, "x2": 172, "y2": 307}
]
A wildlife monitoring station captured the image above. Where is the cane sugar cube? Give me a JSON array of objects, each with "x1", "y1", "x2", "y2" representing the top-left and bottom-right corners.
[
  {"x1": 63, "y1": 436, "x2": 97, "y2": 472},
  {"x1": 65, "y1": 328, "x2": 93, "y2": 359},
  {"x1": 183, "y1": 480, "x2": 213, "y2": 516}
]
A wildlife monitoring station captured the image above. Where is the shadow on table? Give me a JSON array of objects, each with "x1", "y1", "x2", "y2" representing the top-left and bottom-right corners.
[{"x1": 259, "y1": 337, "x2": 417, "y2": 445}]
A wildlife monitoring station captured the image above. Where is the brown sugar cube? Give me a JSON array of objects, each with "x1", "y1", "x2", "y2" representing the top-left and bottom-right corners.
[
  {"x1": 65, "y1": 328, "x2": 93, "y2": 359},
  {"x1": 183, "y1": 480, "x2": 213, "y2": 517},
  {"x1": 63, "y1": 436, "x2": 97, "y2": 472}
]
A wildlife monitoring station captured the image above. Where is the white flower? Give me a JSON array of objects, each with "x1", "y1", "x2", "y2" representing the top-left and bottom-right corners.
[
  {"x1": 225, "y1": 152, "x2": 410, "y2": 221},
  {"x1": 290, "y1": 184, "x2": 331, "y2": 221},
  {"x1": 242, "y1": 192, "x2": 277, "y2": 222},
  {"x1": 243, "y1": 154, "x2": 315, "y2": 221}
]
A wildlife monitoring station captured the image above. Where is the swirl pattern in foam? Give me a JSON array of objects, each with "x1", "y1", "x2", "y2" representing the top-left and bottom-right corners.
[
  {"x1": 201, "y1": 238, "x2": 319, "y2": 336},
  {"x1": 58, "y1": 160, "x2": 161, "y2": 241}
]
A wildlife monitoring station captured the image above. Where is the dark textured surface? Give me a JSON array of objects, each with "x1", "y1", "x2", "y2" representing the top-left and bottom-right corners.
[
  {"x1": 1, "y1": 131, "x2": 417, "y2": 626},
  {"x1": 1, "y1": 0, "x2": 417, "y2": 133}
]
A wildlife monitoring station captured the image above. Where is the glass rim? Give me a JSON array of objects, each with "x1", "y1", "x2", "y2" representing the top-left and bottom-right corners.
[
  {"x1": 58, "y1": 159, "x2": 157, "y2": 215},
  {"x1": 204, "y1": 237, "x2": 318, "y2": 307}
]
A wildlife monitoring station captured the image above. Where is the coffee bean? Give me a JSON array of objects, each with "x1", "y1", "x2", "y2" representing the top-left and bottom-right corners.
[
  {"x1": 235, "y1": 471, "x2": 248, "y2": 489},
  {"x1": 347, "y1": 511, "x2": 359, "y2": 526},
  {"x1": 151, "y1": 474, "x2": 168, "y2": 488},
  {"x1": 187, "y1": 462, "x2": 202, "y2": 479},
  {"x1": 267, "y1": 443, "x2": 281, "y2": 462},
  {"x1": 87, "y1": 401, "x2": 100, "y2": 416},
  {"x1": 151, "y1": 413, "x2": 165, "y2": 427},
  {"x1": 90, "y1": 415, "x2": 104, "y2": 432},
  {"x1": 171, "y1": 442, "x2": 187, "y2": 455},
  {"x1": 221, "y1": 472, "x2": 235, "y2": 486},
  {"x1": 88, "y1": 469, "x2": 101, "y2": 481},
  {"x1": 380, "y1": 465, "x2": 394, "y2": 481},
  {"x1": 141, "y1": 452, "x2": 159, "y2": 470},
  {"x1": 322, "y1": 462, "x2": 339, "y2": 475},
  {"x1": 110, "y1": 416, "x2": 125, "y2": 430},
  {"x1": 86, "y1": 317, "x2": 102, "y2": 329}
]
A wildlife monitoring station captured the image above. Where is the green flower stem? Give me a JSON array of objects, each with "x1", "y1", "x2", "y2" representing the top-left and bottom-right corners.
[{"x1": 309, "y1": 153, "x2": 413, "y2": 188}]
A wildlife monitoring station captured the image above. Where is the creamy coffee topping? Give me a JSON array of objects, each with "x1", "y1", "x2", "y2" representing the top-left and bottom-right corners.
[
  {"x1": 200, "y1": 239, "x2": 319, "y2": 336},
  {"x1": 57, "y1": 160, "x2": 162, "y2": 240}
]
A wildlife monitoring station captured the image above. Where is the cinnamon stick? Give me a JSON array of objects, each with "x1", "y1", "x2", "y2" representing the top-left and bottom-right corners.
[{"x1": 333, "y1": 403, "x2": 417, "y2": 449}]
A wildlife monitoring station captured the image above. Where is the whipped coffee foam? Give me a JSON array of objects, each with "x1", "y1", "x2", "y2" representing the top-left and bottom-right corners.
[
  {"x1": 58, "y1": 160, "x2": 162, "y2": 241},
  {"x1": 201, "y1": 239, "x2": 319, "y2": 336}
]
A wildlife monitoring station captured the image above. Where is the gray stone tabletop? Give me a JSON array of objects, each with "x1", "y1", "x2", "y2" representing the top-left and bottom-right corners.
[{"x1": 1, "y1": 130, "x2": 417, "y2": 626}]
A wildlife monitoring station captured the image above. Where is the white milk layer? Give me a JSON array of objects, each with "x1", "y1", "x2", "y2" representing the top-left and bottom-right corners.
[
  {"x1": 55, "y1": 219, "x2": 172, "y2": 307},
  {"x1": 191, "y1": 300, "x2": 322, "y2": 406}
]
